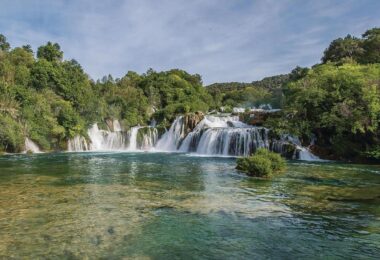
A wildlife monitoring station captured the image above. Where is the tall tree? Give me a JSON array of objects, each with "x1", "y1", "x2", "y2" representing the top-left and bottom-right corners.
[
  {"x1": 37, "y1": 42, "x2": 63, "y2": 62},
  {"x1": 0, "y1": 34, "x2": 10, "y2": 51},
  {"x1": 361, "y1": 27, "x2": 380, "y2": 63},
  {"x1": 321, "y1": 35, "x2": 363, "y2": 63}
]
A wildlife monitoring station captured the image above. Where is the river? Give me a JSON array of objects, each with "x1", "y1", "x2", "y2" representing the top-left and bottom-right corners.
[{"x1": 0, "y1": 152, "x2": 379, "y2": 258}]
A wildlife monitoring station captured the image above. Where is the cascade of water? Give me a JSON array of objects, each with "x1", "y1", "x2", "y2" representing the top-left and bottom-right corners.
[
  {"x1": 113, "y1": 119, "x2": 122, "y2": 132},
  {"x1": 87, "y1": 123, "x2": 126, "y2": 151},
  {"x1": 155, "y1": 116, "x2": 186, "y2": 151},
  {"x1": 24, "y1": 138, "x2": 42, "y2": 153},
  {"x1": 201, "y1": 115, "x2": 248, "y2": 128},
  {"x1": 68, "y1": 136, "x2": 88, "y2": 152},
  {"x1": 179, "y1": 116, "x2": 269, "y2": 156},
  {"x1": 67, "y1": 123, "x2": 159, "y2": 152},
  {"x1": 128, "y1": 126, "x2": 142, "y2": 150},
  {"x1": 65, "y1": 115, "x2": 321, "y2": 161},
  {"x1": 297, "y1": 147, "x2": 322, "y2": 161},
  {"x1": 179, "y1": 120, "x2": 270, "y2": 156},
  {"x1": 140, "y1": 127, "x2": 158, "y2": 150}
]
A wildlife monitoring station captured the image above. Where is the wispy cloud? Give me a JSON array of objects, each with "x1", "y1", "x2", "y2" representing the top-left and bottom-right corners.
[{"x1": 1, "y1": 0, "x2": 379, "y2": 84}]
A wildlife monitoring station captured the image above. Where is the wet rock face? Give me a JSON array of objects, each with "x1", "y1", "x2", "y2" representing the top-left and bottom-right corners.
[
  {"x1": 105, "y1": 118, "x2": 114, "y2": 131},
  {"x1": 182, "y1": 112, "x2": 204, "y2": 135}
]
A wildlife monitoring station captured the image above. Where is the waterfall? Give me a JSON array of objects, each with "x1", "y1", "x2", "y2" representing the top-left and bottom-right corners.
[
  {"x1": 155, "y1": 116, "x2": 186, "y2": 151},
  {"x1": 297, "y1": 147, "x2": 324, "y2": 161},
  {"x1": 113, "y1": 119, "x2": 122, "y2": 132},
  {"x1": 128, "y1": 126, "x2": 141, "y2": 150},
  {"x1": 129, "y1": 126, "x2": 158, "y2": 151},
  {"x1": 178, "y1": 116, "x2": 270, "y2": 156},
  {"x1": 140, "y1": 127, "x2": 158, "y2": 150},
  {"x1": 67, "y1": 123, "x2": 158, "y2": 152},
  {"x1": 24, "y1": 138, "x2": 42, "y2": 153},
  {"x1": 270, "y1": 135, "x2": 323, "y2": 161},
  {"x1": 68, "y1": 136, "x2": 88, "y2": 152},
  {"x1": 65, "y1": 116, "x2": 321, "y2": 161},
  {"x1": 88, "y1": 124, "x2": 127, "y2": 150},
  {"x1": 174, "y1": 115, "x2": 321, "y2": 160}
]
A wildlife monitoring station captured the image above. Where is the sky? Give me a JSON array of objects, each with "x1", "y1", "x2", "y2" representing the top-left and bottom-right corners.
[{"x1": 1, "y1": 0, "x2": 379, "y2": 85}]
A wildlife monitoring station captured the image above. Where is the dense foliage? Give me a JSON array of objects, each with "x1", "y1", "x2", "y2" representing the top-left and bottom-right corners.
[
  {"x1": 266, "y1": 28, "x2": 380, "y2": 161},
  {"x1": 206, "y1": 74, "x2": 289, "y2": 110},
  {"x1": 0, "y1": 35, "x2": 212, "y2": 152},
  {"x1": 322, "y1": 28, "x2": 380, "y2": 64},
  {"x1": 0, "y1": 26, "x2": 379, "y2": 162},
  {"x1": 273, "y1": 63, "x2": 380, "y2": 160},
  {"x1": 236, "y1": 148, "x2": 286, "y2": 177}
]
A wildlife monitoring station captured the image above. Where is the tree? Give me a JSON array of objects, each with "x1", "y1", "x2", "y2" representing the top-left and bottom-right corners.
[
  {"x1": 321, "y1": 35, "x2": 364, "y2": 63},
  {"x1": 37, "y1": 42, "x2": 63, "y2": 62},
  {"x1": 22, "y1": 45, "x2": 33, "y2": 54},
  {"x1": 289, "y1": 66, "x2": 309, "y2": 81},
  {"x1": 0, "y1": 34, "x2": 10, "y2": 51},
  {"x1": 283, "y1": 63, "x2": 380, "y2": 159},
  {"x1": 361, "y1": 27, "x2": 380, "y2": 63}
]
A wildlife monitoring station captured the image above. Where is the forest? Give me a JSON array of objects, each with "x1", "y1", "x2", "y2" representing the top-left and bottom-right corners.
[{"x1": 0, "y1": 27, "x2": 379, "y2": 161}]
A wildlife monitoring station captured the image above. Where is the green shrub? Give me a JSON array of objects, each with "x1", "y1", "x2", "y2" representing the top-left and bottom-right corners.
[
  {"x1": 0, "y1": 114, "x2": 24, "y2": 153},
  {"x1": 255, "y1": 148, "x2": 286, "y2": 171},
  {"x1": 236, "y1": 149, "x2": 286, "y2": 177}
]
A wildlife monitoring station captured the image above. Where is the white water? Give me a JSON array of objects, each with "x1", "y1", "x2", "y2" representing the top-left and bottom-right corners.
[
  {"x1": 66, "y1": 116, "x2": 321, "y2": 161},
  {"x1": 24, "y1": 138, "x2": 42, "y2": 153},
  {"x1": 68, "y1": 136, "x2": 88, "y2": 152},
  {"x1": 139, "y1": 127, "x2": 158, "y2": 150},
  {"x1": 155, "y1": 117, "x2": 186, "y2": 151},
  {"x1": 178, "y1": 116, "x2": 269, "y2": 156},
  {"x1": 88, "y1": 124, "x2": 126, "y2": 150},
  {"x1": 297, "y1": 147, "x2": 324, "y2": 161},
  {"x1": 68, "y1": 123, "x2": 158, "y2": 152},
  {"x1": 128, "y1": 126, "x2": 141, "y2": 150},
  {"x1": 113, "y1": 119, "x2": 122, "y2": 132}
]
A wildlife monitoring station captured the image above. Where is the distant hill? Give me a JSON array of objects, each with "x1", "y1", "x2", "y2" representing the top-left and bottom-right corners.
[{"x1": 206, "y1": 74, "x2": 290, "y2": 94}]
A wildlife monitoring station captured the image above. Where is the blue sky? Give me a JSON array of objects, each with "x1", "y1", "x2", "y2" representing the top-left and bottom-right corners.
[{"x1": 1, "y1": 0, "x2": 379, "y2": 84}]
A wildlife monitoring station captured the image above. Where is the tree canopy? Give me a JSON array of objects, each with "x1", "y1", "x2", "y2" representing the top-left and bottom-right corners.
[
  {"x1": 0, "y1": 27, "x2": 379, "y2": 161},
  {"x1": 0, "y1": 38, "x2": 212, "y2": 152}
]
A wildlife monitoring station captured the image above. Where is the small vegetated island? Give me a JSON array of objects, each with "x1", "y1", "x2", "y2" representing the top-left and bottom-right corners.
[
  {"x1": 236, "y1": 148, "x2": 286, "y2": 177},
  {"x1": 0, "y1": 27, "x2": 379, "y2": 165}
]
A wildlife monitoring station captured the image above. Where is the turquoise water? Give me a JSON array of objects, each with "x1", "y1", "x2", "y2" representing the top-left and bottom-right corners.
[{"x1": 0, "y1": 152, "x2": 379, "y2": 259}]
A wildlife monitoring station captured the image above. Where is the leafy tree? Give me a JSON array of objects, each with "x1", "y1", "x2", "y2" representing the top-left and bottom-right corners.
[
  {"x1": 322, "y1": 35, "x2": 364, "y2": 63},
  {"x1": 282, "y1": 63, "x2": 380, "y2": 159},
  {"x1": 289, "y1": 66, "x2": 309, "y2": 81},
  {"x1": 37, "y1": 42, "x2": 63, "y2": 62},
  {"x1": 361, "y1": 27, "x2": 380, "y2": 63},
  {"x1": 29, "y1": 59, "x2": 61, "y2": 90},
  {"x1": 22, "y1": 44, "x2": 33, "y2": 54},
  {"x1": 0, "y1": 34, "x2": 10, "y2": 51}
]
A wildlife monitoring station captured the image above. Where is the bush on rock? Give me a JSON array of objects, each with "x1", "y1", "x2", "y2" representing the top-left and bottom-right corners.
[{"x1": 236, "y1": 148, "x2": 286, "y2": 177}]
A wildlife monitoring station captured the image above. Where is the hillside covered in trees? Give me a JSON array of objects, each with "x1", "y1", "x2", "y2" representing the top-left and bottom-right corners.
[
  {"x1": 0, "y1": 27, "x2": 379, "y2": 162},
  {"x1": 207, "y1": 28, "x2": 380, "y2": 162},
  {"x1": 0, "y1": 37, "x2": 212, "y2": 152}
]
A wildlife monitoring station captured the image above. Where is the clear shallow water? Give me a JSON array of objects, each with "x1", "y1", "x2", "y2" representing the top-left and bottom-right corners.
[{"x1": 0, "y1": 152, "x2": 379, "y2": 259}]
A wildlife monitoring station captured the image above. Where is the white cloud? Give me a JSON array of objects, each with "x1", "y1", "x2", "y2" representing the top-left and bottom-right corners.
[{"x1": 1, "y1": 0, "x2": 379, "y2": 84}]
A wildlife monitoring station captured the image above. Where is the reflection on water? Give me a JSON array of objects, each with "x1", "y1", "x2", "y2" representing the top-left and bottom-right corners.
[{"x1": 0, "y1": 153, "x2": 379, "y2": 258}]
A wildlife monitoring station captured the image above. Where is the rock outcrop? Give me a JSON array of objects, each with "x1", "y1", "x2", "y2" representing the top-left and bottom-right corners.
[{"x1": 182, "y1": 112, "x2": 204, "y2": 135}]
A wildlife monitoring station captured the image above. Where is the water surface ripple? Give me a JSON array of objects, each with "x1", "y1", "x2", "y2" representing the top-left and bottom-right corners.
[{"x1": 0, "y1": 152, "x2": 379, "y2": 259}]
